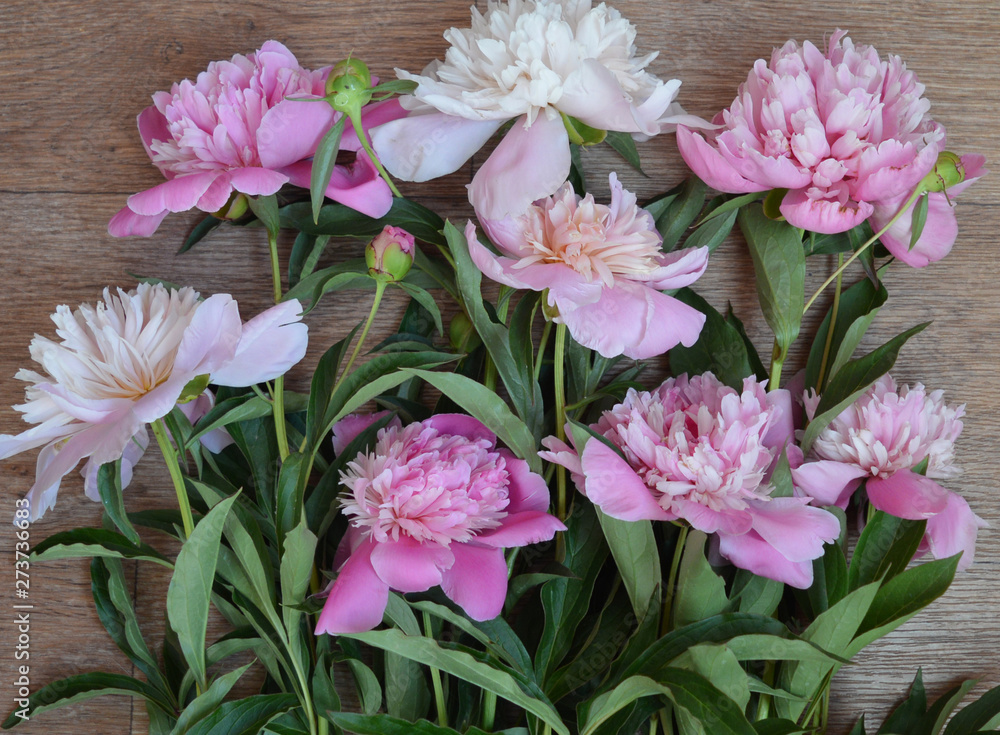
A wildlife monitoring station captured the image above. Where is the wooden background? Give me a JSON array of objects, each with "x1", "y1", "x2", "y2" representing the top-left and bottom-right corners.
[{"x1": 0, "y1": 1, "x2": 996, "y2": 732}]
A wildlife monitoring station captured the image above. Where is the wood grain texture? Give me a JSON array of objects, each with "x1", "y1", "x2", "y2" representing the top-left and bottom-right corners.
[{"x1": 0, "y1": 1, "x2": 996, "y2": 732}]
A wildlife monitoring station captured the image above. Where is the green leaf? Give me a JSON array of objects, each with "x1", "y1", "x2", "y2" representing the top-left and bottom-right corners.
[
  {"x1": 397, "y1": 282, "x2": 444, "y2": 336},
  {"x1": 384, "y1": 647, "x2": 431, "y2": 721},
  {"x1": 184, "y1": 693, "x2": 299, "y2": 735},
  {"x1": 909, "y1": 194, "x2": 930, "y2": 250},
  {"x1": 280, "y1": 197, "x2": 446, "y2": 246},
  {"x1": 753, "y1": 719, "x2": 809, "y2": 735},
  {"x1": 944, "y1": 682, "x2": 1000, "y2": 735},
  {"x1": 669, "y1": 289, "x2": 755, "y2": 389},
  {"x1": 246, "y1": 194, "x2": 280, "y2": 240},
  {"x1": 927, "y1": 680, "x2": 978, "y2": 735},
  {"x1": 403, "y1": 368, "x2": 541, "y2": 474},
  {"x1": 177, "y1": 215, "x2": 223, "y2": 255},
  {"x1": 673, "y1": 530, "x2": 728, "y2": 629},
  {"x1": 696, "y1": 192, "x2": 767, "y2": 226},
  {"x1": 312, "y1": 652, "x2": 342, "y2": 724},
  {"x1": 804, "y1": 534, "x2": 848, "y2": 616},
  {"x1": 651, "y1": 177, "x2": 709, "y2": 250},
  {"x1": 167, "y1": 494, "x2": 238, "y2": 691},
  {"x1": 184, "y1": 395, "x2": 273, "y2": 451},
  {"x1": 171, "y1": 662, "x2": 252, "y2": 735},
  {"x1": 730, "y1": 570, "x2": 784, "y2": 617},
  {"x1": 569, "y1": 143, "x2": 587, "y2": 195},
  {"x1": 684, "y1": 206, "x2": 738, "y2": 254},
  {"x1": 1, "y1": 672, "x2": 175, "y2": 727},
  {"x1": 605, "y1": 131, "x2": 645, "y2": 174},
  {"x1": 346, "y1": 658, "x2": 384, "y2": 716},
  {"x1": 276, "y1": 452, "x2": 308, "y2": 557},
  {"x1": 288, "y1": 232, "x2": 331, "y2": 287},
  {"x1": 849, "y1": 510, "x2": 926, "y2": 591},
  {"x1": 328, "y1": 714, "x2": 462, "y2": 735},
  {"x1": 877, "y1": 669, "x2": 926, "y2": 735},
  {"x1": 310, "y1": 115, "x2": 347, "y2": 223},
  {"x1": 283, "y1": 262, "x2": 374, "y2": 315},
  {"x1": 801, "y1": 322, "x2": 930, "y2": 454},
  {"x1": 738, "y1": 204, "x2": 805, "y2": 364},
  {"x1": 593, "y1": 507, "x2": 661, "y2": 624},
  {"x1": 279, "y1": 519, "x2": 318, "y2": 657},
  {"x1": 32, "y1": 528, "x2": 171, "y2": 566},
  {"x1": 725, "y1": 634, "x2": 844, "y2": 664},
  {"x1": 96, "y1": 460, "x2": 141, "y2": 545},
  {"x1": 856, "y1": 554, "x2": 960, "y2": 639},
  {"x1": 345, "y1": 628, "x2": 568, "y2": 735}
]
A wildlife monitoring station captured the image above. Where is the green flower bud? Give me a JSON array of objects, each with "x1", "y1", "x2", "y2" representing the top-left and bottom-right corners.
[
  {"x1": 762, "y1": 188, "x2": 788, "y2": 221},
  {"x1": 211, "y1": 192, "x2": 249, "y2": 221},
  {"x1": 366, "y1": 225, "x2": 415, "y2": 283},
  {"x1": 917, "y1": 151, "x2": 966, "y2": 194},
  {"x1": 541, "y1": 291, "x2": 560, "y2": 322},
  {"x1": 449, "y1": 312, "x2": 482, "y2": 354},
  {"x1": 326, "y1": 57, "x2": 373, "y2": 112}
]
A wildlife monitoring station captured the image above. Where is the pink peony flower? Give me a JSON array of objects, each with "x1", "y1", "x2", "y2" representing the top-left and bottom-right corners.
[
  {"x1": 541, "y1": 373, "x2": 841, "y2": 588},
  {"x1": 371, "y1": 0, "x2": 703, "y2": 221},
  {"x1": 792, "y1": 375, "x2": 986, "y2": 569},
  {"x1": 466, "y1": 173, "x2": 709, "y2": 359},
  {"x1": 0, "y1": 284, "x2": 308, "y2": 521},
  {"x1": 109, "y1": 41, "x2": 406, "y2": 237},
  {"x1": 676, "y1": 30, "x2": 984, "y2": 263},
  {"x1": 316, "y1": 413, "x2": 565, "y2": 634}
]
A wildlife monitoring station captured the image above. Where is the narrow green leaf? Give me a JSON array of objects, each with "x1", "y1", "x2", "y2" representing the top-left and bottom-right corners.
[
  {"x1": 32, "y1": 528, "x2": 171, "y2": 566},
  {"x1": 696, "y1": 191, "x2": 767, "y2": 226},
  {"x1": 96, "y1": 461, "x2": 141, "y2": 545},
  {"x1": 684, "y1": 207, "x2": 738, "y2": 254},
  {"x1": 171, "y1": 662, "x2": 252, "y2": 735},
  {"x1": 185, "y1": 693, "x2": 298, "y2": 735},
  {"x1": 328, "y1": 714, "x2": 462, "y2": 735},
  {"x1": 594, "y1": 508, "x2": 661, "y2": 624},
  {"x1": 177, "y1": 215, "x2": 224, "y2": 255},
  {"x1": 604, "y1": 131, "x2": 645, "y2": 174},
  {"x1": 280, "y1": 197, "x2": 446, "y2": 246},
  {"x1": 877, "y1": 669, "x2": 927, "y2": 735},
  {"x1": 653, "y1": 177, "x2": 709, "y2": 250},
  {"x1": 311, "y1": 116, "x2": 347, "y2": 223},
  {"x1": 669, "y1": 289, "x2": 755, "y2": 389},
  {"x1": 672, "y1": 643, "x2": 750, "y2": 709},
  {"x1": 184, "y1": 396, "x2": 273, "y2": 451},
  {"x1": 397, "y1": 282, "x2": 444, "y2": 336},
  {"x1": 856, "y1": 554, "x2": 960, "y2": 638},
  {"x1": 909, "y1": 194, "x2": 930, "y2": 251},
  {"x1": 945, "y1": 682, "x2": 1000, "y2": 735},
  {"x1": 246, "y1": 194, "x2": 280, "y2": 240},
  {"x1": 849, "y1": 510, "x2": 926, "y2": 591},
  {"x1": 928, "y1": 680, "x2": 978, "y2": 735},
  {"x1": 673, "y1": 530, "x2": 728, "y2": 628}
]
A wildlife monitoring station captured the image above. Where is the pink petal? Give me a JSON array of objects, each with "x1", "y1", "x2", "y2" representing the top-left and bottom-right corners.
[
  {"x1": 370, "y1": 110, "x2": 503, "y2": 182},
  {"x1": 341, "y1": 99, "x2": 409, "y2": 152},
  {"x1": 675, "y1": 125, "x2": 768, "y2": 194},
  {"x1": 726, "y1": 147, "x2": 813, "y2": 191},
  {"x1": 476, "y1": 510, "x2": 565, "y2": 548},
  {"x1": 790, "y1": 460, "x2": 867, "y2": 506},
  {"x1": 853, "y1": 133, "x2": 942, "y2": 203},
  {"x1": 369, "y1": 536, "x2": 451, "y2": 593},
  {"x1": 257, "y1": 97, "x2": 338, "y2": 170},
  {"x1": 210, "y1": 300, "x2": 308, "y2": 387},
  {"x1": 924, "y1": 492, "x2": 987, "y2": 571},
  {"x1": 173, "y1": 294, "x2": 242, "y2": 377},
  {"x1": 131, "y1": 374, "x2": 189, "y2": 425},
  {"x1": 717, "y1": 530, "x2": 815, "y2": 588},
  {"x1": 179, "y1": 392, "x2": 232, "y2": 454},
  {"x1": 283, "y1": 152, "x2": 395, "y2": 219},
  {"x1": 580, "y1": 439, "x2": 674, "y2": 521},
  {"x1": 763, "y1": 389, "x2": 795, "y2": 452},
  {"x1": 469, "y1": 113, "x2": 571, "y2": 221},
  {"x1": 315, "y1": 540, "x2": 390, "y2": 635},
  {"x1": 136, "y1": 106, "x2": 171, "y2": 164},
  {"x1": 424, "y1": 414, "x2": 495, "y2": 444},
  {"x1": 643, "y1": 246, "x2": 710, "y2": 291},
  {"x1": 126, "y1": 172, "x2": 226, "y2": 216},
  {"x1": 872, "y1": 192, "x2": 957, "y2": 268},
  {"x1": 780, "y1": 188, "x2": 874, "y2": 234},
  {"x1": 867, "y1": 470, "x2": 950, "y2": 520},
  {"x1": 747, "y1": 497, "x2": 841, "y2": 562},
  {"x1": 332, "y1": 411, "x2": 397, "y2": 455},
  {"x1": 82, "y1": 428, "x2": 149, "y2": 501},
  {"x1": 558, "y1": 281, "x2": 706, "y2": 360},
  {"x1": 440, "y1": 544, "x2": 508, "y2": 622},
  {"x1": 500, "y1": 451, "x2": 551, "y2": 513},
  {"x1": 195, "y1": 172, "x2": 237, "y2": 213},
  {"x1": 676, "y1": 500, "x2": 753, "y2": 536},
  {"x1": 226, "y1": 167, "x2": 288, "y2": 197},
  {"x1": 35, "y1": 383, "x2": 131, "y2": 424},
  {"x1": 558, "y1": 58, "x2": 676, "y2": 135},
  {"x1": 107, "y1": 206, "x2": 169, "y2": 238}
]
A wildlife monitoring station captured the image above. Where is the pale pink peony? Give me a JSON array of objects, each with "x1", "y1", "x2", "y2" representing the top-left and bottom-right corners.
[
  {"x1": 316, "y1": 413, "x2": 565, "y2": 634},
  {"x1": 0, "y1": 284, "x2": 308, "y2": 521},
  {"x1": 541, "y1": 373, "x2": 841, "y2": 587},
  {"x1": 676, "y1": 30, "x2": 984, "y2": 263},
  {"x1": 466, "y1": 173, "x2": 708, "y2": 359},
  {"x1": 109, "y1": 41, "x2": 406, "y2": 237},
  {"x1": 371, "y1": 0, "x2": 702, "y2": 220},
  {"x1": 792, "y1": 375, "x2": 985, "y2": 569}
]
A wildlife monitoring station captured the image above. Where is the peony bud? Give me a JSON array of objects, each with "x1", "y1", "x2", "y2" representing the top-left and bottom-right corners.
[
  {"x1": 449, "y1": 311, "x2": 481, "y2": 354},
  {"x1": 326, "y1": 57, "x2": 373, "y2": 111},
  {"x1": 366, "y1": 225, "x2": 415, "y2": 282},
  {"x1": 561, "y1": 113, "x2": 607, "y2": 146},
  {"x1": 211, "y1": 192, "x2": 249, "y2": 221},
  {"x1": 916, "y1": 151, "x2": 966, "y2": 194}
]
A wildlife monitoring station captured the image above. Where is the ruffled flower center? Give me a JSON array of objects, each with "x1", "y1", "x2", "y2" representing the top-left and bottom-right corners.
[
  {"x1": 597, "y1": 376, "x2": 777, "y2": 514},
  {"x1": 811, "y1": 376, "x2": 963, "y2": 480},
  {"x1": 340, "y1": 423, "x2": 511, "y2": 546},
  {"x1": 20, "y1": 284, "x2": 201, "y2": 403}
]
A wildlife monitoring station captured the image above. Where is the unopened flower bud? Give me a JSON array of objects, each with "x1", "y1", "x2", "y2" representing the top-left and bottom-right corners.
[
  {"x1": 541, "y1": 291, "x2": 560, "y2": 321},
  {"x1": 561, "y1": 113, "x2": 607, "y2": 146},
  {"x1": 366, "y1": 225, "x2": 415, "y2": 283},
  {"x1": 211, "y1": 192, "x2": 249, "y2": 221},
  {"x1": 917, "y1": 151, "x2": 966, "y2": 194},
  {"x1": 326, "y1": 57, "x2": 373, "y2": 111},
  {"x1": 449, "y1": 312, "x2": 481, "y2": 354}
]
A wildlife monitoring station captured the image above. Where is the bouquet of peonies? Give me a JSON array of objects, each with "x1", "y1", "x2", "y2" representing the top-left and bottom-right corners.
[{"x1": 3, "y1": 2, "x2": 995, "y2": 734}]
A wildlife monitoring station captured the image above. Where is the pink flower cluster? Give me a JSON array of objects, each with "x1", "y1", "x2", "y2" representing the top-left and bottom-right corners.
[
  {"x1": 317, "y1": 414, "x2": 564, "y2": 635},
  {"x1": 542, "y1": 373, "x2": 841, "y2": 588},
  {"x1": 676, "y1": 30, "x2": 985, "y2": 267}
]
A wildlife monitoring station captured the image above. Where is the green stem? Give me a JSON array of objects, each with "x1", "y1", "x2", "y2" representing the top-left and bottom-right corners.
[
  {"x1": 534, "y1": 319, "x2": 553, "y2": 382},
  {"x1": 661, "y1": 525, "x2": 689, "y2": 635},
  {"x1": 424, "y1": 611, "x2": 448, "y2": 728},
  {"x1": 553, "y1": 323, "x2": 568, "y2": 521},
  {"x1": 266, "y1": 229, "x2": 291, "y2": 460},
  {"x1": 348, "y1": 112, "x2": 402, "y2": 198},
  {"x1": 803, "y1": 188, "x2": 922, "y2": 314},
  {"x1": 756, "y1": 660, "x2": 775, "y2": 721},
  {"x1": 769, "y1": 340, "x2": 784, "y2": 392},
  {"x1": 815, "y1": 253, "x2": 845, "y2": 391},
  {"x1": 332, "y1": 281, "x2": 386, "y2": 396},
  {"x1": 482, "y1": 691, "x2": 497, "y2": 732},
  {"x1": 152, "y1": 419, "x2": 195, "y2": 539}
]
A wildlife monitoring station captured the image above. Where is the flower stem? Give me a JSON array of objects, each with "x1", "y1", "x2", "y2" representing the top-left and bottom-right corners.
[
  {"x1": 803, "y1": 188, "x2": 921, "y2": 314},
  {"x1": 768, "y1": 340, "x2": 783, "y2": 392},
  {"x1": 348, "y1": 113, "x2": 403, "y2": 198},
  {"x1": 553, "y1": 323, "x2": 568, "y2": 521},
  {"x1": 423, "y1": 610, "x2": 448, "y2": 728},
  {"x1": 266, "y1": 228, "x2": 292, "y2": 460},
  {"x1": 661, "y1": 525, "x2": 689, "y2": 636},
  {"x1": 815, "y1": 253, "x2": 845, "y2": 391},
  {"x1": 482, "y1": 691, "x2": 497, "y2": 732},
  {"x1": 332, "y1": 281, "x2": 386, "y2": 396},
  {"x1": 152, "y1": 419, "x2": 195, "y2": 540},
  {"x1": 534, "y1": 319, "x2": 553, "y2": 382}
]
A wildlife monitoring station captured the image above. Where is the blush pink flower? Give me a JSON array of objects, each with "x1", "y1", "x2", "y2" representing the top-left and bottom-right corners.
[
  {"x1": 466, "y1": 173, "x2": 708, "y2": 359},
  {"x1": 109, "y1": 41, "x2": 406, "y2": 237},
  {"x1": 0, "y1": 284, "x2": 308, "y2": 522},
  {"x1": 541, "y1": 373, "x2": 841, "y2": 588},
  {"x1": 316, "y1": 414, "x2": 565, "y2": 634},
  {"x1": 792, "y1": 375, "x2": 986, "y2": 569},
  {"x1": 676, "y1": 30, "x2": 984, "y2": 262},
  {"x1": 371, "y1": 0, "x2": 702, "y2": 220}
]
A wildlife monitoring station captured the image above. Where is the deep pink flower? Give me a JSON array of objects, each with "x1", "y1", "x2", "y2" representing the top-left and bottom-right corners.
[
  {"x1": 109, "y1": 41, "x2": 406, "y2": 237},
  {"x1": 316, "y1": 414, "x2": 565, "y2": 634},
  {"x1": 792, "y1": 375, "x2": 985, "y2": 569},
  {"x1": 466, "y1": 174, "x2": 708, "y2": 359},
  {"x1": 676, "y1": 30, "x2": 984, "y2": 263},
  {"x1": 0, "y1": 284, "x2": 308, "y2": 521},
  {"x1": 542, "y1": 373, "x2": 841, "y2": 588}
]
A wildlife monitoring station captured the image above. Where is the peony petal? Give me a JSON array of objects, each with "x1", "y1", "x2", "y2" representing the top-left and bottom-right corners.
[
  {"x1": 210, "y1": 300, "x2": 308, "y2": 387},
  {"x1": 315, "y1": 540, "x2": 390, "y2": 635},
  {"x1": 643, "y1": 246, "x2": 710, "y2": 291},
  {"x1": 675, "y1": 125, "x2": 768, "y2": 194},
  {"x1": 136, "y1": 106, "x2": 171, "y2": 164},
  {"x1": 283, "y1": 152, "x2": 395, "y2": 219},
  {"x1": 469, "y1": 112, "x2": 571, "y2": 221},
  {"x1": 126, "y1": 172, "x2": 225, "y2": 216},
  {"x1": 370, "y1": 110, "x2": 503, "y2": 182},
  {"x1": 790, "y1": 460, "x2": 867, "y2": 506},
  {"x1": 81, "y1": 428, "x2": 149, "y2": 501},
  {"x1": 173, "y1": 294, "x2": 243, "y2": 378},
  {"x1": 717, "y1": 530, "x2": 815, "y2": 588},
  {"x1": 341, "y1": 98, "x2": 410, "y2": 151},
  {"x1": 179, "y1": 392, "x2": 233, "y2": 454},
  {"x1": 924, "y1": 491, "x2": 987, "y2": 571},
  {"x1": 763, "y1": 389, "x2": 795, "y2": 452},
  {"x1": 780, "y1": 188, "x2": 874, "y2": 234},
  {"x1": 676, "y1": 500, "x2": 753, "y2": 536},
  {"x1": 747, "y1": 497, "x2": 841, "y2": 562},
  {"x1": 500, "y1": 452, "x2": 551, "y2": 513},
  {"x1": 332, "y1": 411, "x2": 396, "y2": 456},
  {"x1": 226, "y1": 167, "x2": 288, "y2": 197},
  {"x1": 257, "y1": 97, "x2": 338, "y2": 170},
  {"x1": 423, "y1": 414, "x2": 495, "y2": 444},
  {"x1": 108, "y1": 206, "x2": 169, "y2": 238},
  {"x1": 557, "y1": 59, "x2": 677, "y2": 135},
  {"x1": 866, "y1": 470, "x2": 950, "y2": 520},
  {"x1": 440, "y1": 544, "x2": 508, "y2": 622},
  {"x1": 476, "y1": 510, "x2": 565, "y2": 548},
  {"x1": 872, "y1": 192, "x2": 957, "y2": 268},
  {"x1": 580, "y1": 439, "x2": 674, "y2": 521},
  {"x1": 369, "y1": 536, "x2": 451, "y2": 593}
]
